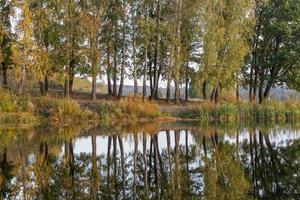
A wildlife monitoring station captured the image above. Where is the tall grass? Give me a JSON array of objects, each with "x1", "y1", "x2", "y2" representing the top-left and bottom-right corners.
[
  {"x1": 35, "y1": 97, "x2": 98, "y2": 124},
  {"x1": 198, "y1": 101, "x2": 300, "y2": 122},
  {"x1": 119, "y1": 96, "x2": 161, "y2": 118},
  {"x1": 95, "y1": 96, "x2": 161, "y2": 125},
  {"x1": 0, "y1": 89, "x2": 98, "y2": 125},
  {"x1": 0, "y1": 89, "x2": 36, "y2": 124}
]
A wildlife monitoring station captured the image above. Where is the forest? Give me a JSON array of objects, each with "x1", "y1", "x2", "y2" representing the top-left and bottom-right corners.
[{"x1": 1, "y1": 0, "x2": 300, "y2": 126}]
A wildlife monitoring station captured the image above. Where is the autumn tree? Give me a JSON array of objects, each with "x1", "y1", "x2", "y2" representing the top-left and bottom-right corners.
[
  {"x1": 80, "y1": 0, "x2": 106, "y2": 101},
  {"x1": 0, "y1": 0, "x2": 12, "y2": 88},
  {"x1": 201, "y1": 0, "x2": 254, "y2": 103}
]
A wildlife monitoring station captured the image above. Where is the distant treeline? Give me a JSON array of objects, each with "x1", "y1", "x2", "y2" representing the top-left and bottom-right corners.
[{"x1": 0, "y1": 0, "x2": 300, "y2": 103}]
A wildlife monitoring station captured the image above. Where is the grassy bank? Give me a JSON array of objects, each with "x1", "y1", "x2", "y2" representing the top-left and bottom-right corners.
[
  {"x1": 0, "y1": 90, "x2": 163, "y2": 126},
  {"x1": 95, "y1": 96, "x2": 162, "y2": 125},
  {"x1": 0, "y1": 90, "x2": 37, "y2": 125},
  {"x1": 0, "y1": 89, "x2": 97, "y2": 126},
  {"x1": 1, "y1": 89, "x2": 300, "y2": 126},
  {"x1": 197, "y1": 101, "x2": 300, "y2": 122}
]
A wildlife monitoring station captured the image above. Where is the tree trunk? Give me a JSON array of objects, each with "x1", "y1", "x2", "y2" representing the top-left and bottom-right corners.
[
  {"x1": 39, "y1": 80, "x2": 45, "y2": 96},
  {"x1": 174, "y1": 80, "x2": 180, "y2": 104},
  {"x1": 132, "y1": 13, "x2": 138, "y2": 96},
  {"x1": 64, "y1": 79, "x2": 70, "y2": 98},
  {"x1": 18, "y1": 66, "x2": 26, "y2": 94},
  {"x1": 64, "y1": 60, "x2": 73, "y2": 98},
  {"x1": 113, "y1": 46, "x2": 118, "y2": 97},
  {"x1": 69, "y1": 71, "x2": 74, "y2": 96},
  {"x1": 236, "y1": 79, "x2": 240, "y2": 102},
  {"x1": 44, "y1": 75, "x2": 49, "y2": 92},
  {"x1": 214, "y1": 85, "x2": 219, "y2": 104},
  {"x1": 149, "y1": 59, "x2": 153, "y2": 97},
  {"x1": 143, "y1": 44, "x2": 148, "y2": 100},
  {"x1": 263, "y1": 83, "x2": 272, "y2": 101},
  {"x1": 236, "y1": 86, "x2": 240, "y2": 102},
  {"x1": 118, "y1": 1, "x2": 126, "y2": 99},
  {"x1": 118, "y1": 56, "x2": 125, "y2": 99},
  {"x1": 151, "y1": 0, "x2": 161, "y2": 101},
  {"x1": 210, "y1": 84, "x2": 219, "y2": 103},
  {"x1": 91, "y1": 74, "x2": 97, "y2": 101},
  {"x1": 258, "y1": 81, "x2": 264, "y2": 104},
  {"x1": 185, "y1": 63, "x2": 189, "y2": 102},
  {"x1": 154, "y1": 65, "x2": 161, "y2": 99},
  {"x1": 166, "y1": 44, "x2": 174, "y2": 103},
  {"x1": 202, "y1": 80, "x2": 207, "y2": 100},
  {"x1": 174, "y1": 0, "x2": 182, "y2": 104},
  {"x1": 107, "y1": 44, "x2": 112, "y2": 96},
  {"x1": 249, "y1": 64, "x2": 254, "y2": 102},
  {"x1": 2, "y1": 63, "x2": 8, "y2": 88},
  {"x1": 210, "y1": 86, "x2": 216, "y2": 101},
  {"x1": 253, "y1": 67, "x2": 258, "y2": 102}
]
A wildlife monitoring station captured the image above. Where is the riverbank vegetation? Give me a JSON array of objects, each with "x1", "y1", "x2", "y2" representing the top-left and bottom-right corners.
[
  {"x1": 197, "y1": 101, "x2": 300, "y2": 122},
  {"x1": 95, "y1": 96, "x2": 162, "y2": 125},
  {"x1": 0, "y1": 89, "x2": 96, "y2": 125},
  {"x1": 0, "y1": 89, "x2": 163, "y2": 126}
]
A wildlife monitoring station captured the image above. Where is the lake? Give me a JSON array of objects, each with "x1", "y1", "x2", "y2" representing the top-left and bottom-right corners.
[{"x1": 0, "y1": 122, "x2": 299, "y2": 200}]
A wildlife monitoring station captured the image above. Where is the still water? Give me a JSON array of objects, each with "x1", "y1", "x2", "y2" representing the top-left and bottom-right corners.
[{"x1": 0, "y1": 122, "x2": 299, "y2": 200}]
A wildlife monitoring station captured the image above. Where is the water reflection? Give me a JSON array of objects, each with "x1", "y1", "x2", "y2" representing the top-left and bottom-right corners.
[{"x1": 0, "y1": 123, "x2": 299, "y2": 199}]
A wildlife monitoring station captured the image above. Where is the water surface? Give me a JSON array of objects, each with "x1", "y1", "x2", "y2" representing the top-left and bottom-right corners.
[{"x1": 0, "y1": 122, "x2": 299, "y2": 199}]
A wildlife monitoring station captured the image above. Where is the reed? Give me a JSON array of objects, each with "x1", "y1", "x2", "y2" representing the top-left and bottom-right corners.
[{"x1": 198, "y1": 101, "x2": 300, "y2": 122}]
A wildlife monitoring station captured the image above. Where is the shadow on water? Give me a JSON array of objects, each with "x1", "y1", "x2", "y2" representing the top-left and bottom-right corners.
[{"x1": 0, "y1": 122, "x2": 299, "y2": 199}]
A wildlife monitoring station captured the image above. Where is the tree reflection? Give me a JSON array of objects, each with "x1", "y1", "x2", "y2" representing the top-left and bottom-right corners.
[{"x1": 0, "y1": 124, "x2": 299, "y2": 199}]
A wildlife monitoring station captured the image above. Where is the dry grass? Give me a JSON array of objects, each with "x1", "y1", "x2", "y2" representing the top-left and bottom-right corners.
[
  {"x1": 95, "y1": 96, "x2": 161, "y2": 125},
  {"x1": 0, "y1": 89, "x2": 37, "y2": 124},
  {"x1": 119, "y1": 96, "x2": 161, "y2": 119},
  {"x1": 35, "y1": 97, "x2": 98, "y2": 124}
]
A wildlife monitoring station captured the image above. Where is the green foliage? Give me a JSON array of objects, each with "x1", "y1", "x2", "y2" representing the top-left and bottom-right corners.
[{"x1": 201, "y1": 0, "x2": 254, "y2": 88}]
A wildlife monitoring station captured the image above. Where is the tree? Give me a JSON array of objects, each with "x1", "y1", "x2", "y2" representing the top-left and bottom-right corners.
[
  {"x1": 61, "y1": 0, "x2": 83, "y2": 98},
  {"x1": 31, "y1": 0, "x2": 53, "y2": 95},
  {"x1": 245, "y1": 0, "x2": 300, "y2": 103},
  {"x1": 14, "y1": 0, "x2": 35, "y2": 93},
  {"x1": 0, "y1": 0, "x2": 12, "y2": 88},
  {"x1": 201, "y1": 0, "x2": 254, "y2": 103},
  {"x1": 118, "y1": 0, "x2": 128, "y2": 99},
  {"x1": 80, "y1": 0, "x2": 106, "y2": 101}
]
